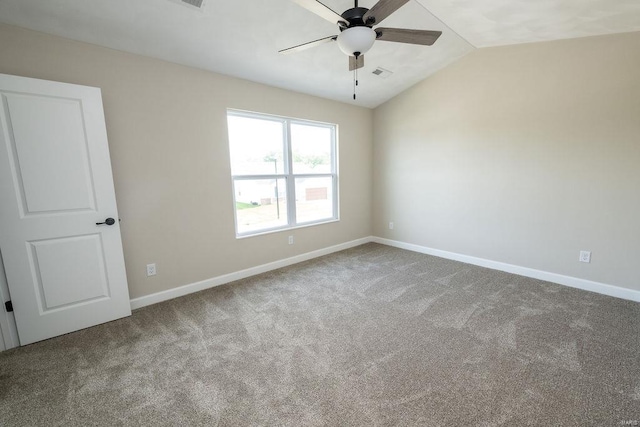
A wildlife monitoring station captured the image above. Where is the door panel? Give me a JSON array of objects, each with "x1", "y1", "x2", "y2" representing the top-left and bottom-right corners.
[
  {"x1": 0, "y1": 73, "x2": 131, "y2": 345},
  {"x1": 28, "y1": 234, "x2": 110, "y2": 311},
  {"x1": 5, "y1": 93, "x2": 96, "y2": 215}
]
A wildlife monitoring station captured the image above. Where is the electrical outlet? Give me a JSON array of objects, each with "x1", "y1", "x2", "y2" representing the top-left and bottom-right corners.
[
  {"x1": 389, "y1": 222, "x2": 394, "y2": 230},
  {"x1": 579, "y1": 251, "x2": 591, "y2": 263},
  {"x1": 288, "y1": 235, "x2": 294, "y2": 245},
  {"x1": 146, "y1": 263, "x2": 157, "y2": 276}
]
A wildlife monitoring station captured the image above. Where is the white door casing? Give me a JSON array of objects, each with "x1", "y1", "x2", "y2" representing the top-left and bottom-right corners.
[
  {"x1": 0, "y1": 73, "x2": 131, "y2": 346},
  {"x1": 0, "y1": 250, "x2": 19, "y2": 350}
]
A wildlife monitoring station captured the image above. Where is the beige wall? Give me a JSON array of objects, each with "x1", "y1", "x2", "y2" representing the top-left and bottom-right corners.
[
  {"x1": 2, "y1": 21, "x2": 638, "y2": 300},
  {"x1": 0, "y1": 24, "x2": 373, "y2": 299},
  {"x1": 373, "y1": 31, "x2": 640, "y2": 291}
]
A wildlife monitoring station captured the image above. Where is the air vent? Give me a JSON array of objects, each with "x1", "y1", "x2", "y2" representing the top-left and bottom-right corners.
[
  {"x1": 168, "y1": 0, "x2": 207, "y2": 11},
  {"x1": 372, "y1": 67, "x2": 393, "y2": 79},
  {"x1": 182, "y1": 0, "x2": 204, "y2": 7}
]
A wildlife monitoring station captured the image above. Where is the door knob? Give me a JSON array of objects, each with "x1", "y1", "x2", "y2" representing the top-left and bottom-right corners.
[{"x1": 96, "y1": 217, "x2": 116, "y2": 226}]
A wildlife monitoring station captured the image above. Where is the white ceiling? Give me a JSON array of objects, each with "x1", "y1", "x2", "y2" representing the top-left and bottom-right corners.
[
  {"x1": 0, "y1": 0, "x2": 638, "y2": 108},
  {"x1": 422, "y1": 0, "x2": 640, "y2": 47}
]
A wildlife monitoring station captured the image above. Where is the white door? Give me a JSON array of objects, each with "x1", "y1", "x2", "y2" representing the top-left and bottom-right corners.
[{"x1": 0, "y1": 73, "x2": 131, "y2": 346}]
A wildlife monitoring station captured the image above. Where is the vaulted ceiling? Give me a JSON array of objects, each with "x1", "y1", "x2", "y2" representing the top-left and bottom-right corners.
[{"x1": 1, "y1": 0, "x2": 638, "y2": 108}]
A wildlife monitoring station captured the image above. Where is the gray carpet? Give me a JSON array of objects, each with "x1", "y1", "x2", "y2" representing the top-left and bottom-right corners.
[{"x1": 1, "y1": 243, "x2": 639, "y2": 426}]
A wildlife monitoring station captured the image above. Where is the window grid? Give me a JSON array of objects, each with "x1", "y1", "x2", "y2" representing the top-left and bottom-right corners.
[{"x1": 228, "y1": 110, "x2": 338, "y2": 237}]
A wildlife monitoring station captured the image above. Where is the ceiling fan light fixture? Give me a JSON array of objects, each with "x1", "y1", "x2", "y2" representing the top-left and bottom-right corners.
[{"x1": 337, "y1": 26, "x2": 376, "y2": 56}]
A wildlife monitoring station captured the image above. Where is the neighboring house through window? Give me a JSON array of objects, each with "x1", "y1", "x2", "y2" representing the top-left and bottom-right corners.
[{"x1": 226, "y1": 110, "x2": 338, "y2": 236}]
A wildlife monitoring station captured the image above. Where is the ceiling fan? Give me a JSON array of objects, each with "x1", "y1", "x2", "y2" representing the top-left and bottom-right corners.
[{"x1": 279, "y1": 0, "x2": 443, "y2": 73}]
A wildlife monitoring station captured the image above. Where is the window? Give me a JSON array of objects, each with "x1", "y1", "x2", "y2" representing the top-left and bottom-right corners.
[{"x1": 227, "y1": 110, "x2": 338, "y2": 236}]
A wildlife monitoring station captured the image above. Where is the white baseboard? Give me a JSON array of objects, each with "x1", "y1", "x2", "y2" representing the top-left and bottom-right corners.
[
  {"x1": 131, "y1": 235, "x2": 639, "y2": 311},
  {"x1": 372, "y1": 237, "x2": 640, "y2": 303},
  {"x1": 130, "y1": 236, "x2": 374, "y2": 310}
]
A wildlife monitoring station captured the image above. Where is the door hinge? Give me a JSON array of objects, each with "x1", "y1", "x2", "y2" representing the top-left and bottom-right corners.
[{"x1": 4, "y1": 300, "x2": 13, "y2": 312}]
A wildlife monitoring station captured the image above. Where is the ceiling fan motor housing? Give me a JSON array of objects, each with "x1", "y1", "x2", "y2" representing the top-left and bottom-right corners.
[{"x1": 339, "y1": 7, "x2": 370, "y2": 29}]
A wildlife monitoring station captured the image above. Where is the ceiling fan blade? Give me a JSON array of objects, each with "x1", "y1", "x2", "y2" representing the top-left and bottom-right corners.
[
  {"x1": 375, "y1": 28, "x2": 442, "y2": 45},
  {"x1": 349, "y1": 55, "x2": 364, "y2": 71},
  {"x1": 279, "y1": 35, "x2": 337, "y2": 55},
  {"x1": 291, "y1": 0, "x2": 348, "y2": 26},
  {"x1": 363, "y1": 0, "x2": 409, "y2": 25}
]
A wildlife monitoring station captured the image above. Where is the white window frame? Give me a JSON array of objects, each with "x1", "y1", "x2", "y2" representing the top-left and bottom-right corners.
[{"x1": 227, "y1": 109, "x2": 339, "y2": 237}]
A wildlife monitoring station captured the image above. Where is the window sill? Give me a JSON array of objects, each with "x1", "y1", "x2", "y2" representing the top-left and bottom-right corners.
[{"x1": 235, "y1": 218, "x2": 340, "y2": 239}]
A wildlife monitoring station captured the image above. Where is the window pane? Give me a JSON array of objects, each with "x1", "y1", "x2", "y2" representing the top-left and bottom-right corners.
[
  {"x1": 291, "y1": 123, "x2": 332, "y2": 174},
  {"x1": 228, "y1": 115, "x2": 285, "y2": 175},
  {"x1": 235, "y1": 179, "x2": 288, "y2": 234},
  {"x1": 295, "y1": 177, "x2": 334, "y2": 223}
]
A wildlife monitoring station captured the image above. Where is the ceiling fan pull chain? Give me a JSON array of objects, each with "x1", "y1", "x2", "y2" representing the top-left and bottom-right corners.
[
  {"x1": 353, "y1": 67, "x2": 356, "y2": 100},
  {"x1": 353, "y1": 75, "x2": 356, "y2": 101}
]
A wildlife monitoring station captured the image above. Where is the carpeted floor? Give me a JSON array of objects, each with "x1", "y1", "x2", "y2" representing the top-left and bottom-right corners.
[{"x1": 0, "y1": 243, "x2": 639, "y2": 426}]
